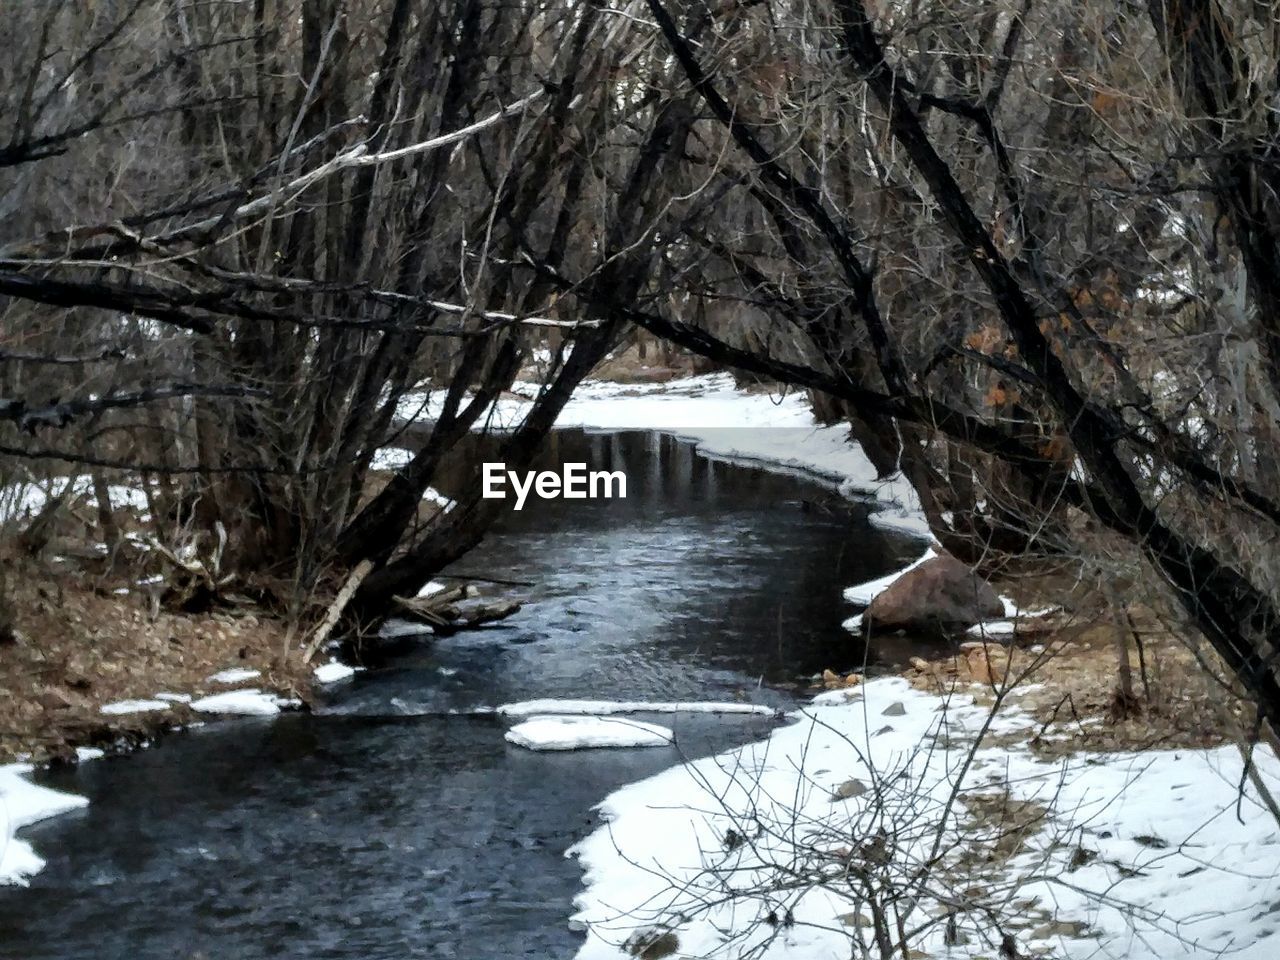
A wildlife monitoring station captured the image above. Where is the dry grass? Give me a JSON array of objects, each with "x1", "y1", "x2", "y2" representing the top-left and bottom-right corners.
[{"x1": 898, "y1": 603, "x2": 1252, "y2": 756}]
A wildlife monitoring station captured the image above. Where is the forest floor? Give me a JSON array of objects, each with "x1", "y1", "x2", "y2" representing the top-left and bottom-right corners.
[
  {"x1": 898, "y1": 619, "x2": 1248, "y2": 754},
  {"x1": 0, "y1": 557, "x2": 312, "y2": 764}
]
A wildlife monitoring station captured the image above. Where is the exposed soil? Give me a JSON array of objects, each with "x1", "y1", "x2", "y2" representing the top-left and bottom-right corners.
[
  {"x1": 0, "y1": 555, "x2": 312, "y2": 765},
  {"x1": 891, "y1": 598, "x2": 1255, "y2": 756},
  {"x1": 809, "y1": 563, "x2": 1257, "y2": 757}
]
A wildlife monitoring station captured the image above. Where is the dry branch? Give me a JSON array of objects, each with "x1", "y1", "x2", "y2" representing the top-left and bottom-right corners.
[{"x1": 302, "y1": 559, "x2": 376, "y2": 664}]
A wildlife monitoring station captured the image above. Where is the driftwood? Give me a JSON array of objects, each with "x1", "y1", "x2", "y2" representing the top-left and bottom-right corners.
[{"x1": 391, "y1": 587, "x2": 521, "y2": 633}]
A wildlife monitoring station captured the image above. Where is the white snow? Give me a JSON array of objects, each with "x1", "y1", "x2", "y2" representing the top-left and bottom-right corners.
[
  {"x1": 569, "y1": 677, "x2": 1280, "y2": 960},
  {"x1": 74, "y1": 747, "x2": 104, "y2": 762},
  {"x1": 314, "y1": 661, "x2": 357, "y2": 684},
  {"x1": 842, "y1": 546, "x2": 936, "y2": 604},
  {"x1": 506, "y1": 716, "x2": 675, "y2": 751},
  {"x1": 423, "y1": 487, "x2": 457, "y2": 512},
  {"x1": 206, "y1": 668, "x2": 261, "y2": 684},
  {"x1": 0, "y1": 476, "x2": 154, "y2": 526},
  {"x1": 0, "y1": 764, "x2": 88, "y2": 886},
  {"x1": 99, "y1": 699, "x2": 171, "y2": 716},
  {"x1": 189, "y1": 689, "x2": 282, "y2": 716},
  {"x1": 370, "y1": 446, "x2": 413, "y2": 470},
  {"x1": 965, "y1": 600, "x2": 1058, "y2": 639},
  {"x1": 965, "y1": 619, "x2": 1017, "y2": 638},
  {"x1": 153, "y1": 692, "x2": 192, "y2": 703},
  {"x1": 497, "y1": 699, "x2": 778, "y2": 718}
]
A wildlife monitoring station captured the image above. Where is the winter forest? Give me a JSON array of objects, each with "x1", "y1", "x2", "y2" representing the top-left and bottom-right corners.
[{"x1": 4, "y1": 0, "x2": 1280, "y2": 957}]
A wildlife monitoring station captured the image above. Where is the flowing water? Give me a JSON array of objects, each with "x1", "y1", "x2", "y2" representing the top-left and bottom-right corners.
[{"x1": 0, "y1": 430, "x2": 920, "y2": 960}]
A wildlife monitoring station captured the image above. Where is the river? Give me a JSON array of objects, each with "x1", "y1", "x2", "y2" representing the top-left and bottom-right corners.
[{"x1": 0, "y1": 429, "x2": 919, "y2": 959}]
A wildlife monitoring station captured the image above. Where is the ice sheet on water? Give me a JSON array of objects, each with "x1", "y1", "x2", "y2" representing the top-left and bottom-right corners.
[
  {"x1": 189, "y1": 689, "x2": 281, "y2": 716},
  {"x1": 497, "y1": 699, "x2": 777, "y2": 718},
  {"x1": 314, "y1": 661, "x2": 356, "y2": 684},
  {"x1": 505, "y1": 716, "x2": 675, "y2": 751},
  {"x1": 0, "y1": 764, "x2": 88, "y2": 886}
]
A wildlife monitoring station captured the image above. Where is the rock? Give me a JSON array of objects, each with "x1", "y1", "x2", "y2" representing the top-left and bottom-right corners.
[
  {"x1": 625, "y1": 928, "x2": 679, "y2": 960},
  {"x1": 863, "y1": 552, "x2": 1003, "y2": 637},
  {"x1": 38, "y1": 688, "x2": 75, "y2": 711},
  {"x1": 837, "y1": 912, "x2": 874, "y2": 928},
  {"x1": 822, "y1": 668, "x2": 861, "y2": 689},
  {"x1": 881, "y1": 701, "x2": 907, "y2": 717},
  {"x1": 1029, "y1": 919, "x2": 1089, "y2": 939},
  {"x1": 831, "y1": 778, "x2": 868, "y2": 800}
]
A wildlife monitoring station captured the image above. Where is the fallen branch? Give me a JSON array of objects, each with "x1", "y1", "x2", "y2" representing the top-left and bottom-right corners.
[{"x1": 302, "y1": 559, "x2": 375, "y2": 663}]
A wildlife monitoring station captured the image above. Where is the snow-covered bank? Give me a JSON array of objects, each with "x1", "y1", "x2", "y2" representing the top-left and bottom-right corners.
[
  {"x1": 560, "y1": 377, "x2": 927, "y2": 537},
  {"x1": 0, "y1": 765, "x2": 88, "y2": 886},
  {"x1": 570, "y1": 677, "x2": 1280, "y2": 960},
  {"x1": 397, "y1": 373, "x2": 930, "y2": 537}
]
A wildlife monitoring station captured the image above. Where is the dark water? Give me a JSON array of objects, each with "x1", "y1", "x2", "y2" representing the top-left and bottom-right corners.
[{"x1": 0, "y1": 430, "x2": 918, "y2": 960}]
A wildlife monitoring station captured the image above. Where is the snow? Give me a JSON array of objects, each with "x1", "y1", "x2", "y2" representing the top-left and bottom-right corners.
[
  {"x1": 99, "y1": 698, "x2": 171, "y2": 715},
  {"x1": 189, "y1": 689, "x2": 282, "y2": 716},
  {"x1": 497, "y1": 699, "x2": 779, "y2": 718},
  {"x1": 74, "y1": 747, "x2": 104, "y2": 762},
  {"x1": 965, "y1": 600, "x2": 1059, "y2": 639},
  {"x1": 506, "y1": 716, "x2": 675, "y2": 751},
  {"x1": 207, "y1": 668, "x2": 261, "y2": 684},
  {"x1": 841, "y1": 546, "x2": 936, "y2": 604},
  {"x1": 569, "y1": 677, "x2": 1280, "y2": 960},
  {"x1": 0, "y1": 476, "x2": 154, "y2": 526},
  {"x1": 965, "y1": 619, "x2": 1017, "y2": 638},
  {"x1": 314, "y1": 661, "x2": 357, "y2": 684},
  {"x1": 423, "y1": 487, "x2": 456, "y2": 512},
  {"x1": 154, "y1": 692, "x2": 192, "y2": 703},
  {"x1": 370, "y1": 446, "x2": 413, "y2": 470},
  {"x1": 0, "y1": 764, "x2": 88, "y2": 886}
]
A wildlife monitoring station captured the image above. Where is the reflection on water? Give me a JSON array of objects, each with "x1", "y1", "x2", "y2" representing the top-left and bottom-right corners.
[{"x1": 0, "y1": 430, "x2": 919, "y2": 960}]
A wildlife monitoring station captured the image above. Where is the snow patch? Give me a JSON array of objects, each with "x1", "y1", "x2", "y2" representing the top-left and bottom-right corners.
[
  {"x1": 190, "y1": 689, "x2": 281, "y2": 716},
  {"x1": 314, "y1": 661, "x2": 357, "y2": 684},
  {"x1": 423, "y1": 487, "x2": 456, "y2": 512},
  {"x1": 842, "y1": 547, "x2": 936, "y2": 605},
  {"x1": 99, "y1": 699, "x2": 171, "y2": 716},
  {"x1": 207, "y1": 668, "x2": 261, "y2": 684}
]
